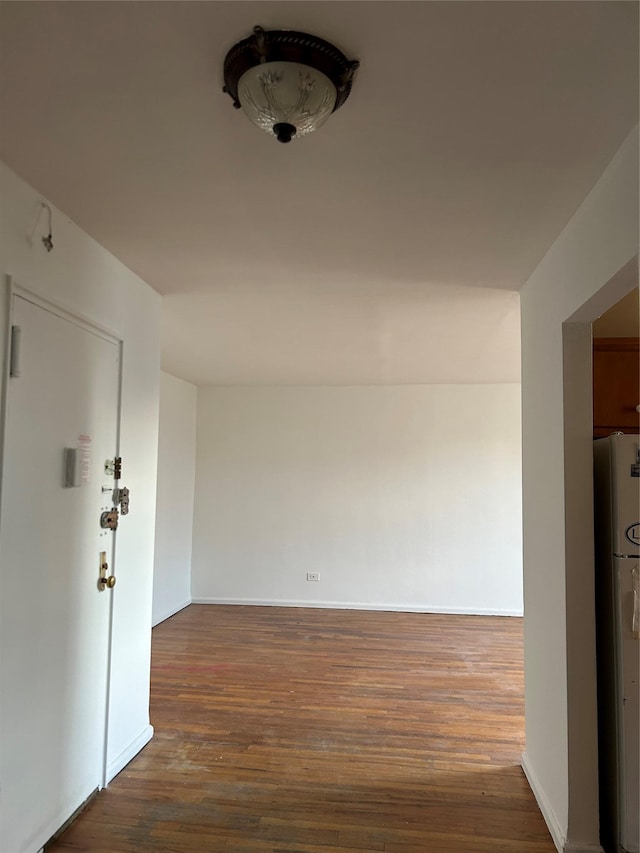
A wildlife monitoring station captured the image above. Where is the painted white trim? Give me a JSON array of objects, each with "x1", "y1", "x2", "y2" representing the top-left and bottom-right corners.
[
  {"x1": 27, "y1": 781, "x2": 97, "y2": 853},
  {"x1": 0, "y1": 276, "x2": 14, "y2": 529},
  {"x1": 152, "y1": 598, "x2": 191, "y2": 627},
  {"x1": 522, "y1": 751, "x2": 566, "y2": 852},
  {"x1": 191, "y1": 597, "x2": 523, "y2": 616},
  {"x1": 9, "y1": 276, "x2": 122, "y2": 344},
  {"x1": 105, "y1": 724, "x2": 153, "y2": 785},
  {"x1": 563, "y1": 843, "x2": 604, "y2": 853}
]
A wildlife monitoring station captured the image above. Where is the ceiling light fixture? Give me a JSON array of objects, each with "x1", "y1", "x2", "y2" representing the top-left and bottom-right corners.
[{"x1": 223, "y1": 26, "x2": 359, "y2": 143}]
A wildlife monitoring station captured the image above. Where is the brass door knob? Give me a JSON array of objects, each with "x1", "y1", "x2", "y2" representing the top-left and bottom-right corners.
[
  {"x1": 98, "y1": 551, "x2": 115, "y2": 590},
  {"x1": 98, "y1": 572, "x2": 116, "y2": 590}
]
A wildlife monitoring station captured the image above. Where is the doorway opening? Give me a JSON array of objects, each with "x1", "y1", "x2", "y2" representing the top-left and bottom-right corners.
[{"x1": 561, "y1": 259, "x2": 638, "y2": 850}]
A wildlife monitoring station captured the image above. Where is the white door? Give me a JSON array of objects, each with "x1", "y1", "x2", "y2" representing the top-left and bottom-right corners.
[{"x1": 0, "y1": 293, "x2": 120, "y2": 853}]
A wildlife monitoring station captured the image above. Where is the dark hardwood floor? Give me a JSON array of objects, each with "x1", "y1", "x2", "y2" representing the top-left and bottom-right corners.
[{"x1": 48, "y1": 604, "x2": 554, "y2": 852}]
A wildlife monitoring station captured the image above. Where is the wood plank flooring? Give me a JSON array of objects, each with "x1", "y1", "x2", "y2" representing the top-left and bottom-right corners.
[{"x1": 48, "y1": 605, "x2": 555, "y2": 852}]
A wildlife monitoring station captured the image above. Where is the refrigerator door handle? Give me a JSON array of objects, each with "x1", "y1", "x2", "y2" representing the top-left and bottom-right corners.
[{"x1": 632, "y1": 565, "x2": 639, "y2": 639}]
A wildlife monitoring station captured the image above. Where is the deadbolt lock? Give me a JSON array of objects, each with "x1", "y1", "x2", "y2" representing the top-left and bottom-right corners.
[
  {"x1": 100, "y1": 509, "x2": 119, "y2": 530},
  {"x1": 98, "y1": 551, "x2": 116, "y2": 591}
]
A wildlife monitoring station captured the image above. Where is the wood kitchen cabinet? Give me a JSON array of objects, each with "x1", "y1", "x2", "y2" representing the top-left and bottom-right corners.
[{"x1": 593, "y1": 337, "x2": 639, "y2": 437}]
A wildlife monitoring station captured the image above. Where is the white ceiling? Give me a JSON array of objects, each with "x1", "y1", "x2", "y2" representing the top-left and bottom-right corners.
[
  {"x1": 0, "y1": 1, "x2": 637, "y2": 385},
  {"x1": 163, "y1": 281, "x2": 521, "y2": 385}
]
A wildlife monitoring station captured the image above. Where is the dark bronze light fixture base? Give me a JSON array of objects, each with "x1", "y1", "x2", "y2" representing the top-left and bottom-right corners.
[{"x1": 222, "y1": 26, "x2": 359, "y2": 142}]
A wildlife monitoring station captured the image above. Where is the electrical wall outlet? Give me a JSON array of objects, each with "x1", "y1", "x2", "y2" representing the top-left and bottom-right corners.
[{"x1": 306, "y1": 572, "x2": 320, "y2": 582}]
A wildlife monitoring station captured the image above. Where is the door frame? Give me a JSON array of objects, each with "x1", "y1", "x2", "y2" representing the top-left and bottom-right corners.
[
  {"x1": 0, "y1": 273, "x2": 125, "y2": 792},
  {"x1": 559, "y1": 259, "x2": 638, "y2": 845}
]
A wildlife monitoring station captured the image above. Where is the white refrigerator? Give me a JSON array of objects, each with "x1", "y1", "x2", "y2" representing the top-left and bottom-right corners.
[{"x1": 594, "y1": 434, "x2": 640, "y2": 853}]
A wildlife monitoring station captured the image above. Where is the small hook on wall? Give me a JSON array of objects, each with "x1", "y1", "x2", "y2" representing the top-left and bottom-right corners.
[{"x1": 27, "y1": 201, "x2": 54, "y2": 252}]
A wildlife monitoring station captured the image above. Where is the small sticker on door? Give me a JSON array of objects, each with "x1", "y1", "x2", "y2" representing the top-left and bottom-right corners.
[{"x1": 78, "y1": 434, "x2": 92, "y2": 485}]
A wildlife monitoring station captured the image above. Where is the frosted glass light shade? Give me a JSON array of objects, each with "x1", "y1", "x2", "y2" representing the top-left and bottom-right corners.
[
  {"x1": 223, "y1": 27, "x2": 359, "y2": 144},
  {"x1": 237, "y1": 61, "x2": 337, "y2": 141}
]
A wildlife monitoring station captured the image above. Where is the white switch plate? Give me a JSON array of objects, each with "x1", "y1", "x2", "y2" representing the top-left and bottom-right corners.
[{"x1": 306, "y1": 572, "x2": 320, "y2": 582}]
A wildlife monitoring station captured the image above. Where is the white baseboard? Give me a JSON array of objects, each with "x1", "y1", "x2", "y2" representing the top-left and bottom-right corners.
[
  {"x1": 152, "y1": 597, "x2": 191, "y2": 627},
  {"x1": 105, "y1": 724, "x2": 154, "y2": 785},
  {"x1": 522, "y1": 751, "x2": 565, "y2": 852},
  {"x1": 190, "y1": 596, "x2": 523, "y2": 616},
  {"x1": 27, "y1": 781, "x2": 97, "y2": 853},
  {"x1": 521, "y1": 753, "x2": 604, "y2": 853}
]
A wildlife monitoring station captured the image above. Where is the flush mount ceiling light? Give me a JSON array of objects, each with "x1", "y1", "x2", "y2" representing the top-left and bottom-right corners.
[{"x1": 223, "y1": 26, "x2": 360, "y2": 143}]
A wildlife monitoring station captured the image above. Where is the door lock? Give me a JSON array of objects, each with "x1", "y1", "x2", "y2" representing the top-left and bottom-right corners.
[
  {"x1": 104, "y1": 457, "x2": 122, "y2": 479},
  {"x1": 98, "y1": 551, "x2": 116, "y2": 591},
  {"x1": 100, "y1": 509, "x2": 119, "y2": 530}
]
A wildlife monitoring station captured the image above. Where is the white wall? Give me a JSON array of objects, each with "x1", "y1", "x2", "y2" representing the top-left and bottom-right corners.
[
  {"x1": 520, "y1": 125, "x2": 638, "y2": 853},
  {"x1": 192, "y1": 384, "x2": 523, "y2": 615},
  {"x1": 0, "y1": 163, "x2": 161, "y2": 783},
  {"x1": 152, "y1": 371, "x2": 196, "y2": 626},
  {"x1": 591, "y1": 285, "x2": 639, "y2": 337}
]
